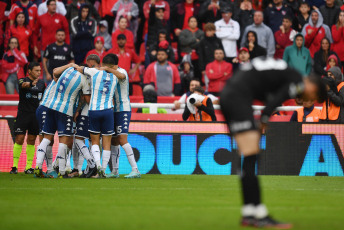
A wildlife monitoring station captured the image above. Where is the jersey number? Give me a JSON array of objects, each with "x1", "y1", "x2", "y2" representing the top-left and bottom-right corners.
[{"x1": 58, "y1": 76, "x2": 69, "y2": 93}]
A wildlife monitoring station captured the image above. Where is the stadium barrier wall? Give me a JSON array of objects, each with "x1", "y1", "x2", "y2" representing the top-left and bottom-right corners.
[{"x1": 1, "y1": 119, "x2": 343, "y2": 176}]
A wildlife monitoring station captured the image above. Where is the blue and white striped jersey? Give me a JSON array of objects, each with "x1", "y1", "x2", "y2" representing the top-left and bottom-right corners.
[
  {"x1": 40, "y1": 80, "x2": 57, "y2": 107},
  {"x1": 83, "y1": 67, "x2": 118, "y2": 111},
  {"x1": 47, "y1": 67, "x2": 91, "y2": 116},
  {"x1": 113, "y1": 67, "x2": 131, "y2": 112}
]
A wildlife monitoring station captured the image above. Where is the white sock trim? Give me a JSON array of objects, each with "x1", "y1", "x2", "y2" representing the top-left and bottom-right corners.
[
  {"x1": 241, "y1": 204, "x2": 255, "y2": 217},
  {"x1": 255, "y1": 204, "x2": 268, "y2": 219}
]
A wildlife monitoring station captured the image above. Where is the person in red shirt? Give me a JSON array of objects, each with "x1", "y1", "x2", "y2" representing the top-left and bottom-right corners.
[
  {"x1": 84, "y1": 36, "x2": 107, "y2": 63},
  {"x1": 331, "y1": 11, "x2": 344, "y2": 68},
  {"x1": 1, "y1": 37, "x2": 28, "y2": 94},
  {"x1": 144, "y1": 48, "x2": 181, "y2": 96},
  {"x1": 205, "y1": 48, "x2": 232, "y2": 96},
  {"x1": 5, "y1": 12, "x2": 33, "y2": 58},
  {"x1": 107, "y1": 34, "x2": 141, "y2": 95},
  {"x1": 8, "y1": 0, "x2": 37, "y2": 31},
  {"x1": 274, "y1": 16, "x2": 296, "y2": 59},
  {"x1": 143, "y1": 0, "x2": 170, "y2": 38},
  {"x1": 171, "y1": 0, "x2": 200, "y2": 37},
  {"x1": 111, "y1": 16, "x2": 135, "y2": 50},
  {"x1": 33, "y1": 0, "x2": 70, "y2": 58}
]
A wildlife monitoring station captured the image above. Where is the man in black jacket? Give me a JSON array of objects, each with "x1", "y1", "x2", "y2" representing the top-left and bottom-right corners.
[{"x1": 319, "y1": 0, "x2": 341, "y2": 27}]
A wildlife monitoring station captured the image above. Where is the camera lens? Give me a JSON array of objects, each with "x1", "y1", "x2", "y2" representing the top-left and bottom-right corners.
[{"x1": 189, "y1": 98, "x2": 196, "y2": 104}]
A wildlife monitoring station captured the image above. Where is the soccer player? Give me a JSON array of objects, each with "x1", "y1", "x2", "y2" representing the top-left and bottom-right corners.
[
  {"x1": 34, "y1": 62, "x2": 91, "y2": 178},
  {"x1": 69, "y1": 54, "x2": 102, "y2": 178},
  {"x1": 77, "y1": 54, "x2": 122, "y2": 178},
  {"x1": 104, "y1": 57, "x2": 141, "y2": 179},
  {"x1": 220, "y1": 57, "x2": 326, "y2": 228},
  {"x1": 35, "y1": 75, "x2": 57, "y2": 178},
  {"x1": 10, "y1": 62, "x2": 45, "y2": 174}
]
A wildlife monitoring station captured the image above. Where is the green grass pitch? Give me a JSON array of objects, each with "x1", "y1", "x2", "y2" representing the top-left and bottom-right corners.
[{"x1": 0, "y1": 174, "x2": 343, "y2": 230}]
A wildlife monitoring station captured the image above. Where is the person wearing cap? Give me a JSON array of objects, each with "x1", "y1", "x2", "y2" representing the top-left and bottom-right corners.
[
  {"x1": 144, "y1": 48, "x2": 182, "y2": 96},
  {"x1": 199, "y1": 0, "x2": 230, "y2": 24},
  {"x1": 43, "y1": 29, "x2": 74, "y2": 82},
  {"x1": 233, "y1": 47, "x2": 250, "y2": 65},
  {"x1": 84, "y1": 36, "x2": 107, "y2": 63},
  {"x1": 149, "y1": 30, "x2": 175, "y2": 63},
  {"x1": 320, "y1": 66, "x2": 344, "y2": 122},
  {"x1": 70, "y1": 4, "x2": 97, "y2": 64},
  {"x1": 96, "y1": 20, "x2": 112, "y2": 50},
  {"x1": 111, "y1": 16, "x2": 135, "y2": 50},
  {"x1": 106, "y1": 34, "x2": 141, "y2": 95},
  {"x1": 215, "y1": 5, "x2": 240, "y2": 63}
]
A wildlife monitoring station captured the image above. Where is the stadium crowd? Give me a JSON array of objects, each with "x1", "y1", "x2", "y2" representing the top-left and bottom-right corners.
[{"x1": 1, "y1": 0, "x2": 344, "y2": 123}]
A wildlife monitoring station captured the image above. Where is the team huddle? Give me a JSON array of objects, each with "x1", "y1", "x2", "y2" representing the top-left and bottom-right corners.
[{"x1": 32, "y1": 53, "x2": 140, "y2": 179}]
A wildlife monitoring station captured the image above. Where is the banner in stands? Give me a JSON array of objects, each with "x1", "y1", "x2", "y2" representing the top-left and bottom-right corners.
[{"x1": 0, "y1": 119, "x2": 343, "y2": 176}]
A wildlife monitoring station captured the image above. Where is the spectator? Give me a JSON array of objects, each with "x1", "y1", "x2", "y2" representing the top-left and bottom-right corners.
[
  {"x1": 319, "y1": 0, "x2": 341, "y2": 27},
  {"x1": 241, "y1": 11, "x2": 275, "y2": 57},
  {"x1": 111, "y1": 0, "x2": 139, "y2": 38},
  {"x1": 233, "y1": 47, "x2": 251, "y2": 65},
  {"x1": 149, "y1": 30, "x2": 175, "y2": 63},
  {"x1": 144, "y1": 48, "x2": 181, "y2": 96},
  {"x1": 182, "y1": 86, "x2": 216, "y2": 121},
  {"x1": 33, "y1": 0, "x2": 70, "y2": 59},
  {"x1": 198, "y1": 22, "x2": 224, "y2": 81},
  {"x1": 215, "y1": 5, "x2": 240, "y2": 63},
  {"x1": 320, "y1": 66, "x2": 344, "y2": 122},
  {"x1": 107, "y1": 34, "x2": 141, "y2": 95},
  {"x1": 137, "y1": 85, "x2": 167, "y2": 114},
  {"x1": 178, "y1": 54, "x2": 195, "y2": 93},
  {"x1": 284, "y1": 0, "x2": 299, "y2": 16},
  {"x1": 234, "y1": 0, "x2": 254, "y2": 41},
  {"x1": 331, "y1": 11, "x2": 344, "y2": 67},
  {"x1": 84, "y1": 36, "x2": 107, "y2": 63},
  {"x1": 8, "y1": 0, "x2": 37, "y2": 30},
  {"x1": 146, "y1": 2, "x2": 170, "y2": 60},
  {"x1": 313, "y1": 37, "x2": 341, "y2": 76},
  {"x1": 325, "y1": 54, "x2": 341, "y2": 71},
  {"x1": 43, "y1": 29, "x2": 74, "y2": 82},
  {"x1": 37, "y1": 0, "x2": 66, "y2": 16},
  {"x1": 295, "y1": 2, "x2": 310, "y2": 32},
  {"x1": 171, "y1": 0, "x2": 201, "y2": 37},
  {"x1": 143, "y1": 0, "x2": 170, "y2": 38},
  {"x1": 1, "y1": 37, "x2": 28, "y2": 94},
  {"x1": 290, "y1": 99, "x2": 321, "y2": 122},
  {"x1": 205, "y1": 48, "x2": 232, "y2": 96},
  {"x1": 66, "y1": 0, "x2": 100, "y2": 22},
  {"x1": 264, "y1": 0, "x2": 293, "y2": 33},
  {"x1": 198, "y1": 0, "x2": 229, "y2": 24},
  {"x1": 96, "y1": 20, "x2": 112, "y2": 50},
  {"x1": 179, "y1": 16, "x2": 204, "y2": 80},
  {"x1": 283, "y1": 34, "x2": 312, "y2": 76},
  {"x1": 70, "y1": 4, "x2": 97, "y2": 64},
  {"x1": 244, "y1": 30, "x2": 267, "y2": 59},
  {"x1": 274, "y1": 16, "x2": 297, "y2": 59},
  {"x1": 306, "y1": 0, "x2": 326, "y2": 9},
  {"x1": 112, "y1": 16, "x2": 135, "y2": 50},
  {"x1": 174, "y1": 78, "x2": 219, "y2": 110},
  {"x1": 5, "y1": 12, "x2": 32, "y2": 58},
  {"x1": 301, "y1": 9, "x2": 333, "y2": 58}
]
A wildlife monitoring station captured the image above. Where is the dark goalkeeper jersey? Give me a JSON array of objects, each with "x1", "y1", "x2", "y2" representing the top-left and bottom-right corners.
[{"x1": 18, "y1": 77, "x2": 46, "y2": 113}]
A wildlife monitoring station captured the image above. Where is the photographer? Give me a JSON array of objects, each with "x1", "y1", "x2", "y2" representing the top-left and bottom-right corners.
[
  {"x1": 319, "y1": 66, "x2": 344, "y2": 122},
  {"x1": 182, "y1": 86, "x2": 216, "y2": 121}
]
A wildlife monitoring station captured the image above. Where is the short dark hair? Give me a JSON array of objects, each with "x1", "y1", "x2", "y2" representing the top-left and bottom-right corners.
[
  {"x1": 188, "y1": 16, "x2": 197, "y2": 23},
  {"x1": 47, "y1": 0, "x2": 56, "y2": 5},
  {"x1": 190, "y1": 78, "x2": 201, "y2": 84},
  {"x1": 28, "y1": 61, "x2": 40, "y2": 71},
  {"x1": 309, "y1": 73, "x2": 327, "y2": 103},
  {"x1": 299, "y1": 2, "x2": 310, "y2": 8},
  {"x1": 56, "y1": 29, "x2": 65, "y2": 34},
  {"x1": 283, "y1": 15, "x2": 293, "y2": 22},
  {"x1": 157, "y1": 48, "x2": 168, "y2": 54},
  {"x1": 214, "y1": 48, "x2": 224, "y2": 53},
  {"x1": 103, "y1": 54, "x2": 118, "y2": 66},
  {"x1": 193, "y1": 86, "x2": 205, "y2": 94},
  {"x1": 86, "y1": 54, "x2": 100, "y2": 65}
]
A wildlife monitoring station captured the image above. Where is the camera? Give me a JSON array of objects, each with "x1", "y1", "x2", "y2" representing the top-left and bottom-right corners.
[{"x1": 189, "y1": 98, "x2": 196, "y2": 104}]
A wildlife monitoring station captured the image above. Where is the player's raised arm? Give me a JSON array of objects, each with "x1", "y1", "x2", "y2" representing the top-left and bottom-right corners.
[
  {"x1": 53, "y1": 63, "x2": 79, "y2": 78},
  {"x1": 99, "y1": 66, "x2": 126, "y2": 80}
]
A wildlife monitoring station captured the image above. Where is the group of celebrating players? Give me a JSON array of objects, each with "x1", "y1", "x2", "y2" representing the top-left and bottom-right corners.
[{"x1": 11, "y1": 53, "x2": 140, "y2": 179}]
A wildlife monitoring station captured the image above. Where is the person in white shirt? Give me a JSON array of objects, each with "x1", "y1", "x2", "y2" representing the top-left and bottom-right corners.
[
  {"x1": 215, "y1": 6, "x2": 240, "y2": 63},
  {"x1": 38, "y1": 0, "x2": 66, "y2": 16}
]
